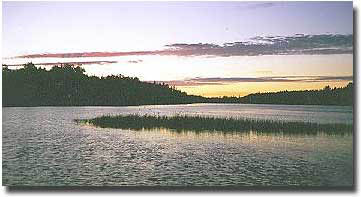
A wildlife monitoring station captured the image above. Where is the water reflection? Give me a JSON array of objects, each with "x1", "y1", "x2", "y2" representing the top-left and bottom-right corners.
[
  {"x1": 132, "y1": 127, "x2": 352, "y2": 158},
  {"x1": 127, "y1": 127, "x2": 353, "y2": 186},
  {"x1": 2, "y1": 105, "x2": 353, "y2": 186}
]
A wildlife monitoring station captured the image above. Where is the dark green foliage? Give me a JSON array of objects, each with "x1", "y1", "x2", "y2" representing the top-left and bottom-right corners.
[
  {"x1": 2, "y1": 63, "x2": 206, "y2": 107},
  {"x1": 75, "y1": 114, "x2": 352, "y2": 135},
  {"x1": 2, "y1": 63, "x2": 353, "y2": 106},
  {"x1": 237, "y1": 83, "x2": 353, "y2": 106}
]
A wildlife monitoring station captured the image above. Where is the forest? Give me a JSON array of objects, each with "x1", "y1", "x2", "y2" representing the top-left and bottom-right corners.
[
  {"x1": 2, "y1": 63, "x2": 353, "y2": 107},
  {"x1": 2, "y1": 63, "x2": 206, "y2": 107},
  {"x1": 237, "y1": 83, "x2": 353, "y2": 106}
]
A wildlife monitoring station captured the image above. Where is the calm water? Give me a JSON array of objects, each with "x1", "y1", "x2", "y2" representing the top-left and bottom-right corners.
[{"x1": 2, "y1": 104, "x2": 353, "y2": 186}]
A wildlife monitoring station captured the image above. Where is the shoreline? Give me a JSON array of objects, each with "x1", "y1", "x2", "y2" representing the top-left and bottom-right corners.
[{"x1": 2, "y1": 102, "x2": 354, "y2": 108}]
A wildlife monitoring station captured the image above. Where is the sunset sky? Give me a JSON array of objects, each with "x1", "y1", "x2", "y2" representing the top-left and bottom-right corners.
[{"x1": 2, "y1": 1, "x2": 353, "y2": 97}]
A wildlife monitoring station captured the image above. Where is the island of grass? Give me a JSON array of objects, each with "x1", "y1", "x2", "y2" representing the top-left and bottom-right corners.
[{"x1": 75, "y1": 114, "x2": 352, "y2": 135}]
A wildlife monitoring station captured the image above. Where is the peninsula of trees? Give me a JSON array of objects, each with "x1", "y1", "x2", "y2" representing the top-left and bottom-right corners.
[
  {"x1": 3, "y1": 63, "x2": 205, "y2": 106},
  {"x1": 2, "y1": 63, "x2": 353, "y2": 107}
]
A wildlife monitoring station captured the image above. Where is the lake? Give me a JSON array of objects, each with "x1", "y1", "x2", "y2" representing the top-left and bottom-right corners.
[{"x1": 2, "y1": 104, "x2": 353, "y2": 187}]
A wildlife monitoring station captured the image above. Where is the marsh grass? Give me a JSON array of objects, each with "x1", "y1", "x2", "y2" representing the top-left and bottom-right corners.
[{"x1": 75, "y1": 114, "x2": 352, "y2": 135}]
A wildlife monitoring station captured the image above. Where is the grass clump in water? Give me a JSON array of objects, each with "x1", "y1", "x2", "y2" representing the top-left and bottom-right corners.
[{"x1": 75, "y1": 114, "x2": 353, "y2": 135}]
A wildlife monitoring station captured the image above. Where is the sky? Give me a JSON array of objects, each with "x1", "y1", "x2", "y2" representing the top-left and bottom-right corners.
[{"x1": 2, "y1": 1, "x2": 353, "y2": 97}]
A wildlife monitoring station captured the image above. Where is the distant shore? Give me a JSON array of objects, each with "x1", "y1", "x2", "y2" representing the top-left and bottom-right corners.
[
  {"x1": 2, "y1": 102, "x2": 355, "y2": 108},
  {"x1": 3, "y1": 63, "x2": 353, "y2": 107}
]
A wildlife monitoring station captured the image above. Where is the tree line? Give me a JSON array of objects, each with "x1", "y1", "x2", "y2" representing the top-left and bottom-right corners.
[
  {"x1": 236, "y1": 83, "x2": 353, "y2": 106},
  {"x1": 2, "y1": 63, "x2": 353, "y2": 106},
  {"x1": 2, "y1": 63, "x2": 206, "y2": 107}
]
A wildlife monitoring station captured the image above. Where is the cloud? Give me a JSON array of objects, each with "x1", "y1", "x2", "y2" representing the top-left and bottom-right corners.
[
  {"x1": 165, "y1": 34, "x2": 353, "y2": 57},
  {"x1": 153, "y1": 75, "x2": 353, "y2": 86},
  {"x1": 243, "y1": 2, "x2": 277, "y2": 10},
  {"x1": 13, "y1": 34, "x2": 352, "y2": 59},
  {"x1": 150, "y1": 80, "x2": 224, "y2": 86},
  {"x1": 3, "y1": 60, "x2": 117, "y2": 67},
  {"x1": 127, "y1": 59, "x2": 143, "y2": 64},
  {"x1": 14, "y1": 51, "x2": 160, "y2": 59}
]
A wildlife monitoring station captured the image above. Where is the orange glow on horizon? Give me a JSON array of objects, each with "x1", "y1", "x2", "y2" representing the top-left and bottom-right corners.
[{"x1": 176, "y1": 81, "x2": 352, "y2": 98}]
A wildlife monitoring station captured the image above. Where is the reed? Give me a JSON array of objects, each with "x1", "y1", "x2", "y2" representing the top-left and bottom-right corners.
[{"x1": 75, "y1": 114, "x2": 352, "y2": 135}]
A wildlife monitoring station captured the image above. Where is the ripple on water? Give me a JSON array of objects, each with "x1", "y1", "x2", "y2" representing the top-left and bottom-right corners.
[{"x1": 2, "y1": 105, "x2": 353, "y2": 186}]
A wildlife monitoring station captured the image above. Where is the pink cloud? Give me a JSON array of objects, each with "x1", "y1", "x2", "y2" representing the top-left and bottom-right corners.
[
  {"x1": 3, "y1": 60, "x2": 117, "y2": 67},
  {"x1": 12, "y1": 34, "x2": 352, "y2": 59}
]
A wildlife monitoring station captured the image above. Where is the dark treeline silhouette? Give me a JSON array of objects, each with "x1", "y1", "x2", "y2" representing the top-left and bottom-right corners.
[
  {"x1": 237, "y1": 83, "x2": 353, "y2": 106},
  {"x1": 2, "y1": 63, "x2": 353, "y2": 107},
  {"x1": 2, "y1": 63, "x2": 206, "y2": 107}
]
